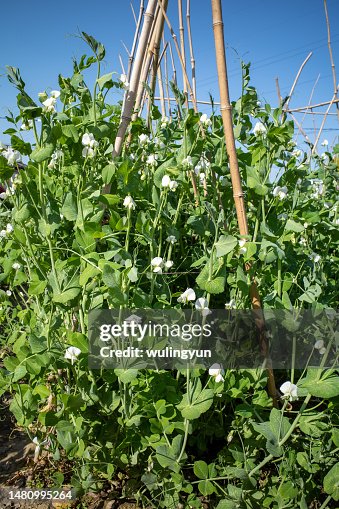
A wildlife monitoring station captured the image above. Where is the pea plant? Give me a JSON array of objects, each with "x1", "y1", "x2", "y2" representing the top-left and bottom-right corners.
[{"x1": 0, "y1": 34, "x2": 338, "y2": 508}]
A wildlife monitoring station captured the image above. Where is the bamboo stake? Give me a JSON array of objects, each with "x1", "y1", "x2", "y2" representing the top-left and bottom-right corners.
[
  {"x1": 282, "y1": 52, "x2": 313, "y2": 119},
  {"x1": 275, "y1": 77, "x2": 282, "y2": 106},
  {"x1": 157, "y1": 0, "x2": 197, "y2": 112},
  {"x1": 178, "y1": 0, "x2": 188, "y2": 105},
  {"x1": 168, "y1": 41, "x2": 177, "y2": 85},
  {"x1": 297, "y1": 73, "x2": 320, "y2": 145},
  {"x1": 163, "y1": 38, "x2": 172, "y2": 117},
  {"x1": 287, "y1": 98, "x2": 339, "y2": 112},
  {"x1": 109, "y1": 0, "x2": 157, "y2": 170},
  {"x1": 186, "y1": 0, "x2": 197, "y2": 101},
  {"x1": 157, "y1": 62, "x2": 166, "y2": 117},
  {"x1": 127, "y1": 0, "x2": 145, "y2": 80},
  {"x1": 210, "y1": 0, "x2": 278, "y2": 407},
  {"x1": 149, "y1": 0, "x2": 168, "y2": 97},
  {"x1": 133, "y1": 4, "x2": 163, "y2": 120},
  {"x1": 324, "y1": 0, "x2": 339, "y2": 122},
  {"x1": 312, "y1": 92, "x2": 337, "y2": 153}
]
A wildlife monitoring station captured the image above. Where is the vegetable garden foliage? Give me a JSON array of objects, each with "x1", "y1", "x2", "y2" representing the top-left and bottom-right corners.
[{"x1": 0, "y1": 34, "x2": 338, "y2": 508}]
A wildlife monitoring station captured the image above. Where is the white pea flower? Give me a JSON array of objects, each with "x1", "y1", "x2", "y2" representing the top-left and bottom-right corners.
[
  {"x1": 20, "y1": 120, "x2": 33, "y2": 131},
  {"x1": 6, "y1": 224, "x2": 14, "y2": 234},
  {"x1": 314, "y1": 339, "x2": 324, "y2": 351},
  {"x1": 199, "y1": 172, "x2": 206, "y2": 184},
  {"x1": 225, "y1": 299, "x2": 236, "y2": 310},
  {"x1": 209, "y1": 363, "x2": 224, "y2": 383},
  {"x1": 6, "y1": 290, "x2": 12, "y2": 296},
  {"x1": 320, "y1": 153, "x2": 329, "y2": 165},
  {"x1": 50, "y1": 90, "x2": 61, "y2": 99},
  {"x1": 147, "y1": 154, "x2": 158, "y2": 166},
  {"x1": 0, "y1": 192, "x2": 6, "y2": 199},
  {"x1": 273, "y1": 186, "x2": 288, "y2": 200},
  {"x1": 123, "y1": 195, "x2": 136, "y2": 210},
  {"x1": 182, "y1": 156, "x2": 193, "y2": 168},
  {"x1": 299, "y1": 237, "x2": 307, "y2": 246},
  {"x1": 280, "y1": 381, "x2": 298, "y2": 401},
  {"x1": 64, "y1": 346, "x2": 81, "y2": 365},
  {"x1": 151, "y1": 256, "x2": 164, "y2": 274},
  {"x1": 12, "y1": 263, "x2": 21, "y2": 270},
  {"x1": 335, "y1": 218, "x2": 339, "y2": 225},
  {"x1": 82, "y1": 146, "x2": 95, "y2": 158},
  {"x1": 309, "y1": 252, "x2": 321, "y2": 263},
  {"x1": 310, "y1": 178, "x2": 324, "y2": 199},
  {"x1": 195, "y1": 297, "x2": 211, "y2": 317},
  {"x1": 164, "y1": 260, "x2": 173, "y2": 269},
  {"x1": 169, "y1": 180, "x2": 178, "y2": 191},
  {"x1": 153, "y1": 137, "x2": 165, "y2": 150},
  {"x1": 321, "y1": 139, "x2": 328, "y2": 147},
  {"x1": 119, "y1": 74, "x2": 129, "y2": 90},
  {"x1": 32, "y1": 436, "x2": 48, "y2": 463},
  {"x1": 48, "y1": 149, "x2": 63, "y2": 169},
  {"x1": 238, "y1": 239, "x2": 247, "y2": 254},
  {"x1": 82, "y1": 132, "x2": 98, "y2": 148},
  {"x1": 166, "y1": 235, "x2": 177, "y2": 244},
  {"x1": 292, "y1": 149, "x2": 302, "y2": 158},
  {"x1": 42, "y1": 96, "x2": 57, "y2": 113},
  {"x1": 138, "y1": 133, "x2": 150, "y2": 146},
  {"x1": 3, "y1": 147, "x2": 21, "y2": 166},
  {"x1": 200, "y1": 113, "x2": 212, "y2": 127},
  {"x1": 178, "y1": 288, "x2": 196, "y2": 304},
  {"x1": 303, "y1": 222, "x2": 309, "y2": 228},
  {"x1": 161, "y1": 175, "x2": 171, "y2": 188},
  {"x1": 161, "y1": 116, "x2": 169, "y2": 128},
  {"x1": 0, "y1": 230, "x2": 6, "y2": 237},
  {"x1": 253, "y1": 121, "x2": 267, "y2": 137}
]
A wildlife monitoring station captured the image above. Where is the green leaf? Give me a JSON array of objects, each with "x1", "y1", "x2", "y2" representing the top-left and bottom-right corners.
[
  {"x1": 324, "y1": 463, "x2": 339, "y2": 500},
  {"x1": 194, "y1": 460, "x2": 208, "y2": 479},
  {"x1": 285, "y1": 219, "x2": 304, "y2": 233},
  {"x1": 102, "y1": 163, "x2": 116, "y2": 184},
  {"x1": 114, "y1": 369, "x2": 138, "y2": 384},
  {"x1": 79, "y1": 265, "x2": 100, "y2": 286},
  {"x1": 127, "y1": 266, "x2": 138, "y2": 283},
  {"x1": 61, "y1": 192, "x2": 78, "y2": 221},
  {"x1": 246, "y1": 166, "x2": 268, "y2": 195},
  {"x1": 302, "y1": 375, "x2": 339, "y2": 399},
  {"x1": 98, "y1": 194, "x2": 120, "y2": 207},
  {"x1": 215, "y1": 235, "x2": 238, "y2": 257},
  {"x1": 30, "y1": 143, "x2": 54, "y2": 162},
  {"x1": 97, "y1": 72, "x2": 113, "y2": 89},
  {"x1": 177, "y1": 379, "x2": 214, "y2": 420},
  {"x1": 53, "y1": 287, "x2": 81, "y2": 304},
  {"x1": 61, "y1": 124, "x2": 79, "y2": 142}
]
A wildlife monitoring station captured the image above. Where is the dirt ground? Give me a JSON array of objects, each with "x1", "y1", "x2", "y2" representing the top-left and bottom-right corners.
[{"x1": 0, "y1": 397, "x2": 140, "y2": 509}]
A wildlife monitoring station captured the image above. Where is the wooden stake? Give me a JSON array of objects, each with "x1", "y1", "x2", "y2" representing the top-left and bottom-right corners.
[
  {"x1": 178, "y1": 0, "x2": 188, "y2": 105},
  {"x1": 127, "y1": 0, "x2": 145, "y2": 80},
  {"x1": 210, "y1": 0, "x2": 278, "y2": 407}
]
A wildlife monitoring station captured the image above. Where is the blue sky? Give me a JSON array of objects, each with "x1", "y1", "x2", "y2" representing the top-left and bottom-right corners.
[{"x1": 1, "y1": 0, "x2": 338, "y2": 148}]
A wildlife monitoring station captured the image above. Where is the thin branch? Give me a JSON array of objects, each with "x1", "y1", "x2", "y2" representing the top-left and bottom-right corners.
[
  {"x1": 168, "y1": 40, "x2": 177, "y2": 85},
  {"x1": 119, "y1": 54, "x2": 126, "y2": 76},
  {"x1": 283, "y1": 52, "x2": 313, "y2": 118},
  {"x1": 324, "y1": 0, "x2": 339, "y2": 122},
  {"x1": 275, "y1": 76, "x2": 282, "y2": 106},
  {"x1": 130, "y1": 1, "x2": 138, "y2": 25}
]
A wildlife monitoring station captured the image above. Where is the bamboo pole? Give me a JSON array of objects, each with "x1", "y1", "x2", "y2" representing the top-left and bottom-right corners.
[
  {"x1": 163, "y1": 39, "x2": 172, "y2": 117},
  {"x1": 107, "y1": 0, "x2": 157, "y2": 187},
  {"x1": 186, "y1": 0, "x2": 197, "y2": 101},
  {"x1": 287, "y1": 98, "x2": 339, "y2": 112},
  {"x1": 312, "y1": 92, "x2": 337, "y2": 153},
  {"x1": 149, "y1": 0, "x2": 168, "y2": 97},
  {"x1": 178, "y1": 0, "x2": 188, "y2": 105},
  {"x1": 282, "y1": 52, "x2": 313, "y2": 120},
  {"x1": 133, "y1": 4, "x2": 164, "y2": 120},
  {"x1": 324, "y1": 0, "x2": 339, "y2": 122},
  {"x1": 157, "y1": 0, "x2": 197, "y2": 112},
  {"x1": 210, "y1": 0, "x2": 278, "y2": 407},
  {"x1": 168, "y1": 41, "x2": 177, "y2": 85},
  {"x1": 127, "y1": 0, "x2": 145, "y2": 80}
]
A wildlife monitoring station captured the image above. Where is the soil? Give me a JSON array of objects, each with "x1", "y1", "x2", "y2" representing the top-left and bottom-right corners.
[{"x1": 0, "y1": 397, "x2": 140, "y2": 509}]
